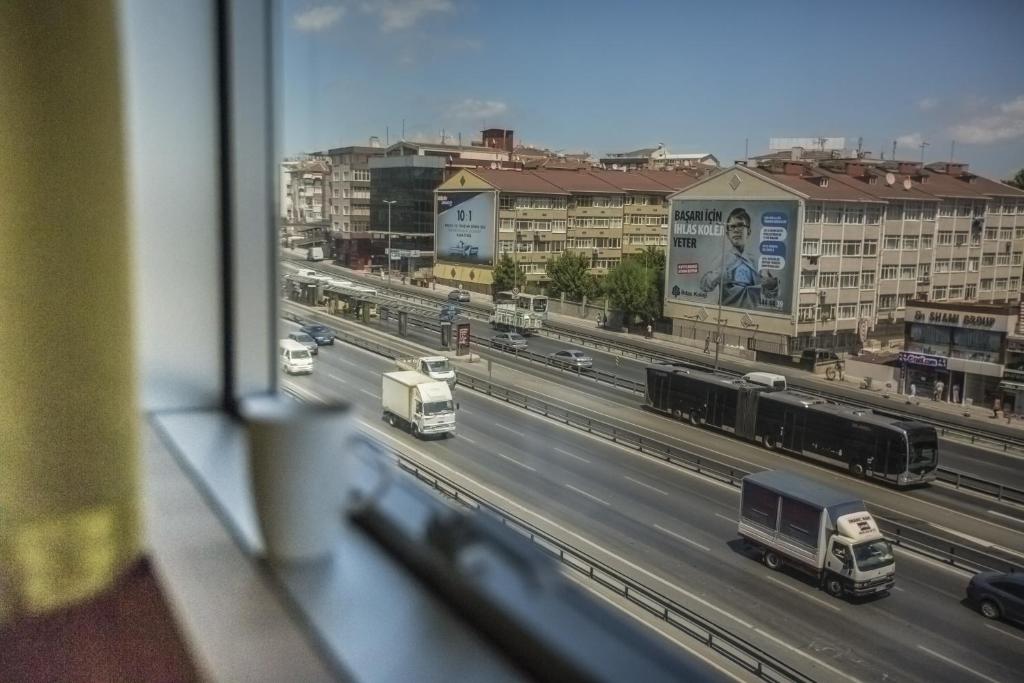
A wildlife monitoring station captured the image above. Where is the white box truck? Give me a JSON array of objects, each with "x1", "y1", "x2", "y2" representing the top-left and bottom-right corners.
[
  {"x1": 382, "y1": 371, "x2": 456, "y2": 438},
  {"x1": 307, "y1": 246, "x2": 324, "y2": 261},
  {"x1": 397, "y1": 356, "x2": 456, "y2": 389},
  {"x1": 738, "y1": 470, "x2": 895, "y2": 598}
]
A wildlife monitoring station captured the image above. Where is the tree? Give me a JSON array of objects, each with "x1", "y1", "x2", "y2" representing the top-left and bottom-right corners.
[
  {"x1": 1011, "y1": 168, "x2": 1024, "y2": 189},
  {"x1": 491, "y1": 253, "x2": 524, "y2": 293},
  {"x1": 545, "y1": 252, "x2": 598, "y2": 301},
  {"x1": 604, "y1": 258, "x2": 660, "y2": 325}
]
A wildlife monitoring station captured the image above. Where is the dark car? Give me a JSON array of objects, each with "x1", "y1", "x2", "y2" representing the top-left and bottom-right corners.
[
  {"x1": 439, "y1": 303, "x2": 459, "y2": 323},
  {"x1": 548, "y1": 349, "x2": 593, "y2": 370},
  {"x1": 287, "y1": 331, "x2": 318, "y2": 355},
  {"x1": 448, "y1": 289, "x2": 471, "y2": 303},
  {"x1": 967, "y1": 572, "x2": 1024, "y2": 624},
  {"x1": 492, "y1": 332, "x2": 527, "y2": 351},
  {"x1": 300, "y1": 323, "x2": 334, "y2": 345}
]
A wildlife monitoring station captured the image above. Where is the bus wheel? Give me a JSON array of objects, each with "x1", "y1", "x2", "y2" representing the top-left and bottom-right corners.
[
  {"x1": 824, "y1": 575, "x2": 845, "y2": 597},
  {"x1": 688, "y1": 411, "x2": 701, "y2": 426},
  {"x1": 762, "y1": 434, "x2": 774, "y2": 450},
  {"x1": 672, "y1": 408, "x2": 683, "y2": 420},
  {"x1": 850, "y1": 462, "x2": 865, "y2": 477}
]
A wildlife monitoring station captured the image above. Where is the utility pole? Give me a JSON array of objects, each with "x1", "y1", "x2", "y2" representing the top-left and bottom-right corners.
[
  {"x1": 919, "y1": 141, "x2": 930, "y2": 164},
  {"x1": 383, "y1": 200, "x2": 396, "y2": 282},
  {"x1": 950, "y1": 140, "x2": 956, "y2": 162},
  {"x1": 713, "y1": 226, "x2": 728, "y2": 371}
]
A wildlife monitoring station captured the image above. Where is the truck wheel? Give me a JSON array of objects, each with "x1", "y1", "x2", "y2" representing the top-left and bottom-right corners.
[
  {"x1": 763, "y1": 550, "x2": 783, "y2": 570},
  {"x1": 672, "y1": 408, "x2": 682, "y2": 420},
  {"x1": 824, "y1": 576, "x2": 845, "y2": 597},
  {"x1": 980, "y1": 599, "x2": 1001, "y2": 620},
  {"x1": 387, "y1": 413, "x2": 396, "y2": 427},
  {"x1": 412, "y1": 423, "x2": 420, "y2": 438},
  {"x1": 849, "y1": 462, "x2": 864, "y2": 477}
]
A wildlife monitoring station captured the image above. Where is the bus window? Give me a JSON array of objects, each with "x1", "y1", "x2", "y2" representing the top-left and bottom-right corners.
[
  {"x1": 882, "y1": 434, "x2": 908, "y2": 475},
  {"x1": 908, "y1": 435, "x2": 938, "y2": 475}
]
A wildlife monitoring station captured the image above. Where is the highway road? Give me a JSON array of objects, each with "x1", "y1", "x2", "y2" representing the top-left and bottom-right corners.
[
  {"x1": 280, "y1": 315, "x2": 1024, "y2": 683},
  {"x1": 290, "y1": 300, "x2": 1024, "y2": 558}
]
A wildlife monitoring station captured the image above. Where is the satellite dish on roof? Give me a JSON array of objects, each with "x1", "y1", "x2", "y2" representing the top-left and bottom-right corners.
[
  {"x1": 885, "y1": 173, "x2": 896, "y2": 185},
  {"x1": 902, "y1": 178, "x2": 912, "y2": 190}
]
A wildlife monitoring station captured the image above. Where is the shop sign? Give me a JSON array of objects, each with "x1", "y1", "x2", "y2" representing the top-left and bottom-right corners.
[
  {"x1": 898, "y1": 351, "x2": 948, "y2": 369},
  {"x1": 910, "y1": 308, "x2": 1002, "y2": 330}
]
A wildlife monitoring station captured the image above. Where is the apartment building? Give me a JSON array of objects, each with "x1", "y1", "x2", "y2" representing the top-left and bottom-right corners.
[
  {"x1": 663, "y1": 159, "x2": 1024, "y2": 359},
  {"x1": 280, "y1": 156, "x2": 329, "y2": 248},
  {"x1": 431, "y1": 168, "x2": 700, "y2": 292},
  {"x1": 600, "y1": 144, "x2": 719, "y2": 171},
  {"x1": 322, "y1": 145, "x2": 384, "y2": 266}
]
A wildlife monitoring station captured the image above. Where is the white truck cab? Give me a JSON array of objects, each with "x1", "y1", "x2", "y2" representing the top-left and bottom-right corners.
[
  {"x1": 280, "y1": 339, "x2": 314, "y2": 375},
  {"x1": 382, "y1": 371, "x2": 456, "y2": 438}
]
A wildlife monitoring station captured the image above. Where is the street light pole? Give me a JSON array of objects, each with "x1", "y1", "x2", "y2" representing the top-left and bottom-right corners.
[
  {"x1": 383, "y1": 200, "x2": 396, "y2": 283},
  {"x1": 713, "y1": 224, "x2": 727, "y2": 371}
]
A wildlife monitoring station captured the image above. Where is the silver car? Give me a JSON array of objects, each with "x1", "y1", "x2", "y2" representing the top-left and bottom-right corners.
[
  {"x1": 548, "y1": 349, "x2": 592, "y2": 370},
  {"x1": 288, "y1": 331, "x2": 319, "y2": 355},
  {"x1": 492, "y1": 332, "x2": 528, "y2": 351}
]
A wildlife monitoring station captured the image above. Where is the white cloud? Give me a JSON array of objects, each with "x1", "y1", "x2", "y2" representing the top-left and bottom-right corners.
[
  {"x1": 294, "y1": 5, "x2": 345, "y2": 32},
  {"x1": 917, "y1": 97, "x2": 938, "y2": 111},
  {"x1": 362, "y1": 0, "x2": 454, "y2": 32},
  {"x1": 895, "y1": 132, "x2": 923, "y2": 149},
  {"x1": 447, "y1": 98, "x2": 508, "y2": 120},
  {"x1": 950, "y1": 94, "x2": 1024, "y2": 144}
]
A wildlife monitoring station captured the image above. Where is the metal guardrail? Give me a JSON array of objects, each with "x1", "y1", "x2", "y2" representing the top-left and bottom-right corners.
[
  {"x1": 297, "y1": 303, "x2": 1022, "y2": 575},
  {"x1": 389, "y1": 448, "x2": 815, "y2": 683},
  {"x1": 935, "y1": 468, "x2": 1024, "y2": 506}
]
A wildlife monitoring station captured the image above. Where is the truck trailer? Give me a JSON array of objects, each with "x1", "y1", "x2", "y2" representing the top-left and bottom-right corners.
[
  {"x1": 381, "y1": 371, "x2": 456, "y2": 438},
  {"x1": 738, "y1": 469, "x2": 895, "y2": 598}
]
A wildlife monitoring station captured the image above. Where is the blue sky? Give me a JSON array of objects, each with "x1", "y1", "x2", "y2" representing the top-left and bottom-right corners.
[{"x1": 281, "y1": 0, "x2": 1024, "y2": 178}]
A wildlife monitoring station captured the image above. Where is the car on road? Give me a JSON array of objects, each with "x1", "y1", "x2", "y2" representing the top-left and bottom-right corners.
[
  {"x1": 448, "y1": 289, "x2": 471, "y2": 303},
  {"x1": 492, "y1": 332, "x2": 528, "y2": 351},
  {"x1": 967, "y1": 572, "x2": 1024, "y2": 625},
  {"x1": 548, "y1": 349, "x2": 593, "y2": 370},
  {"x1": 287, "y1": 331, "x2": 318, "y2": 355},
  {"x1": 300, "y1": 323, "x2": 335, "y2": 345}
]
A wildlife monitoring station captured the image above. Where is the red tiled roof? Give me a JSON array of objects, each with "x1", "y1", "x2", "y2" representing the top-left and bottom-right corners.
[
  {"x1": 465, "y1": 168, "x2": 570, "y2": 195},
  {"x1": 528, "y1": 169, "x2": 623, "y2": 193},
  {"x1": 635, "y1": 170, "x2": 703, "y2": 191},
  {"x1": 819, "y1": 168, "x2": 938, "y2": 201},
  {"x1": 747, "y1": 166, "x2": 882, "y2": 202}
]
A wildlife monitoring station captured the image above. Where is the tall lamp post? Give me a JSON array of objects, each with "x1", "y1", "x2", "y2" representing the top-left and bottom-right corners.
[{"x1": 383, "y1": 199, "x2": 396, "y2": 282}]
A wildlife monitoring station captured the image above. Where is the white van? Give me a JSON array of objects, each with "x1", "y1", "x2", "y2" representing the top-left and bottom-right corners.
[
  {"x1": 280, "y1": 339, "x2": 314, "y2": 375},
  {"x1": 743, "y1": 372, "x2": 787, "y2": 391}
]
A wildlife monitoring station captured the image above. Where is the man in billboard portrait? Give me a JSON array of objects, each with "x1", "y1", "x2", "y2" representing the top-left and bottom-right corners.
[{"x1": 699, "y1": 208, "x2": 779, "y2": 309}]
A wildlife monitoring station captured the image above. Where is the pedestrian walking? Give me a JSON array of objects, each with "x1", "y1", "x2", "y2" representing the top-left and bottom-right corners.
[
  {"x1": 645, "y1": 323, "x2": 653, "y2": 339},
  {"x1": 993, "y1": 396, "x2": 1002, "y2": 418},
  {"x1": 704, "y1": 334, "x2": 711, "y2": 354},
  {"x1": 934, "y1": 379, "x2": 944, "y2": 402},
  {"x1": 909, "y1": 383, "x2": 917, "y2": 403},
  {"x1": 952, "y1": 385, "x2": 960, "y2": 404}
]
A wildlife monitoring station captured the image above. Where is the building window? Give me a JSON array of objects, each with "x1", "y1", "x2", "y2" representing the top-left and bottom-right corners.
[
  {"x1": 919, "y1": 262, "x2": 930, "y2": 278},
  {"x1": 804, "y1": 203, "x2": 822, "y2": 223},
  {"x1": 818, "y1": 272, "x2": 839, "y2": 288},
  {"x1": 878, "y1": 294, "x2": 897, "y2": 310},
  {"x1": 819, "y1": 303, "x2": 835, "y2": 320},
  {"x1": 921, "y1": 234, "x2": 933, "y2": 249},
  {"x1": 934, "y1": 259, "x2": 950, "y2": 273},
  {"x1": 897, "y1": 294, "x2": 911, "y2": 308},
  {"x1": 802, "y1": 239, "x2": 820, "y2": 256},
  {"x1": 838, "y1": 304, "x2": 857, "y2": 319},
  {"x1": 845, "y1": 205, "x2": 864, "y2": 224},
  {"x1": 881, "y1": 265, "x2": 898, "y2": 279},
  {"x1": 954, "y1": 232, "x2": 968, "y2": 247},
  {"x1": 500, "y1": 195, "x2": 514, "y2": 210},
  {"x1": 966, "y1": 284, "x2": 977, "y2": 299},
  {"x1": 862, "y1": 239, "x2": 878, "y2": 255},
  {"x1": 922, "y1": 203, "x2": 936, "y2": 221},
  {"x1": 996, "y1": 253, "x2": 1010, "y2": 265},
  {"x1": 932, "y1": 286, "x2": 947, "y2": 300},
  {"x1": 900, "y1": 265, "x2": 917, "y2": 279},
  {"x1": 968, "y1": 256, "x2": 979, "y2": 271},
  {"x1": 888, "y1": 202, "x2": 904, "y2": 221},
  {"x1": 353, "y1": 170, "x2": 370, "y2": 181},
  {"x1": 951, "y1": 258, "x2": 967, "y2": 272},
  {"x1": 939, "y1": 201, "x2": 955, "y2": 217},
  {"x1": 1015, "y1": 227, "x2": 1024, "y2": 240},
  {"x1": 824, "y1": 205, "x2": 843, "y2": 224},
  {"x1": 1012, "y1": 277, "x2": 1021, "y2": 290},
  {"x1": 821, "y1": 240, "x2": 840, "y2": 256},
  {"x1": 865, "y1": 205, "x2": 883, "y2": 225},
  {"x1": 842, "y1": 241, "x2": 861, "y2": 256},
  {"x1": 840, "y1": 272, "x2": 860, "y2": 288},
  {"x1": 982, "y1": 254, "x2": 995, "y2": 266},
  {"x1": 937, "y1": 231, "x2": 953, "y2": 246},
  {"x1": 859, "y1": 302, "x2": 874, "y2": 318},
  {"x1": 902, "y1": 236, "x2": 919, "y2": 250},
  {"x1": 904, "y1": 201, "x2": 922, "y2": 221},
  {"x1": 884, "y1": 235, "x2": 901, "y2": 250},
  {"x1": 948, "y1": 286, "x2": 964, "y2": 299},
  {"x1": 861, "y1": 270, "x2": 875, "y2": 289},
  {"x1": 956, "y1": 201, "x2": 972, "y2": 217},
  {"x1": 800, "y1": 270, "x2": 818, "y2": 289},
  {"x1": 1013, "y1": 251, "x2": 1023, "y2": 266},
  {"x1": 999, "y1": 228, "x2": 1013, "y2": 240},
  {"x1": 498, "y1": 240, "x2": 514, "y2": 253},
  {"x1": 552, "y1": 220, "x2": 567, "y2": 233},
  {"x1": 500, "y1": 218, "x2": 514, "y2": 230},
  {"x1": 981, "y1": 278, "x2": 993, "y2": 291},
  {"x1": 996, "y1": 277, "x2": 1009, "y2": 289},
  {"x1": 798, "y1": 304, "x2": 816, "y2": 322}
]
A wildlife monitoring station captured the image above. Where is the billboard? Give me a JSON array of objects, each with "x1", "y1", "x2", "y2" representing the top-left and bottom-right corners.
[
  {"x1": 667, "y1": 200, "x2": 798, "y2": 315},
  {"x1": 436, "y1": 191, "x2": 496, "y2": 265}
]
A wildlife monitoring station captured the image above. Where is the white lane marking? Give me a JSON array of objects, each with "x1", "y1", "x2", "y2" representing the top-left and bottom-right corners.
[
  {"x1": 869, "y1": 501, "x2": 1024, "y2": 549},
  {"x1": 494, "y1": 451, "x2": 536, "y2": 472},
  {"x1": 358, "y1": 388, "x2": 377, "y2": 399},
  {"x1": 327, "y1": 373, "x2": 347, "y2": 383},
  {"x1": 988, "y1": 509, "x2": 1024, "y2": 524},
  {"x1": 625, "y1": 476, "x2": 669, "y2": 496},
  {"x1": 892, "y1": 586, "x2": 905, "y2": 592},
  {"x1": 652, "y1": 524, "x2": 711, "y2": 552},
  {"x1": 494, "y1": 422, "x2": 519, "y2": 434},
  {"x1": 459, "y1": 407, "x2": 475, "y2": 415},
  {"x1": 762, "y1": 575, "x2": 841, "y2": 613},
  {"x1": 922, "y1": 522, "x2": 1024, "y2": 560},
  {"x1": 283, "y1": 380, "x2": 326, "y2": 404},
  {"x1": 714, "y1": 513, "x2": 737, "y2": 524},
  {"x1": 984, "y1": 622, "x2": 1024, "y2": 645},
  {"x1": 554, "y1": 446, "x2": 591, "y2": 463},
  {"x1": 755, "y1": 628, "x2": 864, "y2": 683},
  {"x1": 917, "y1": 645, "x2": 1006, "y2": 683},
  {"x1": 564, "y1": 575, "x2": 748, "y2": 683},
  {"x1": 892, "y1": 547, "x2": 975, "y2": 580},
  {"x1": 565, "y1": 483, "x2": 610, "y2": 506},
  {"x1": 460, "y1": 435, "x2": 479, "y2": 446}
]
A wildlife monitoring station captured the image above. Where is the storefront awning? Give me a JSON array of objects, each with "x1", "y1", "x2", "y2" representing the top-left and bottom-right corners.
[{"x1": 998, "y1": 381, "x2": 1024, "y2": 392}]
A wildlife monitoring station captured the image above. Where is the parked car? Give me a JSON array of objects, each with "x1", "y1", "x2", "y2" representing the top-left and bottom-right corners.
[
  {"x1": 287, "y1": 331, "x2": 318, "y2": 355},
  {"x1": 548, "y1": 349, "x2": 593, "y2": 370},
  {"x1": 492, "y1": 332, "x2": 528, "y2": 351},
  {"x1": 300, "y1": 323, "x2": 335, "y2": 345},
  {"x1": 448, "y1": 289, "x2": 471, "y2": 303},
  {"x1": 967, "y1": 572, "x2": 1024, "y2": 625}
]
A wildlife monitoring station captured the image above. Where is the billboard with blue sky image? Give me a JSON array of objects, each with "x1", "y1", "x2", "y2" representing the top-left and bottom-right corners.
[{"x1": 436, "y1": 191, "x2": 496, "y2": 266}]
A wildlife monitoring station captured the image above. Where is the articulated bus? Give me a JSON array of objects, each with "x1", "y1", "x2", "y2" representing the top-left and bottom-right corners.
[
  {"x1": 645, "y1": 364, "x2": 938, "y2": 487},
  {"x1": 496, "y1": 291, "x2": 549, "y2": 320}
]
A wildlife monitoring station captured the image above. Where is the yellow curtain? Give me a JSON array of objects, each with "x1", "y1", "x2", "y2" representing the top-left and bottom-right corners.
[{"x1": 0, "y1": 1, "x2": 140, "y2": 620}]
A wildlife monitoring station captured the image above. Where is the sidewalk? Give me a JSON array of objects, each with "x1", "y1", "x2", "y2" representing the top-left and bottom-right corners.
[{"x1": 282, "y1": 251, "x2": 1024, "y2": 434}]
